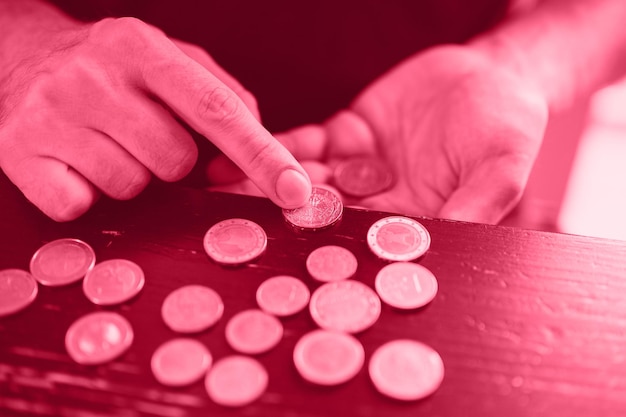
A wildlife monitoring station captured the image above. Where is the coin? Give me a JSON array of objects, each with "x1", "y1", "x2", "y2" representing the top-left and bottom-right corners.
[
  {"x1": 282, "y1": 186, "x2": 343, "y2": 231},
  {"x1": 161, "y1": 285, "x2": 224, "y2": 334},
  {"x1": 293, "y1": 329, "x2": 364, "y2": 386},
  {"x1": 256, "y1": 275, "x2": 310, "y2": 317},
  {"x1": 375, "y1": 262, "x2": 438, "y2": 309},
  {"x1": 367, "y1": 216, "x2": 431, "y2": 262},
  {"x1": 29, "y1": 238, "x2": 96, "y2": 286},
  {"x1": 203, "y1": 218, "x2": 267, "y2": 265},
  {"x1": 205, "y1": 355, "x2": 268, "y2": 407},
  {"x1": 82, "y1": 259, "x2": 145, "y2": 306},
  {"x1": 151, "y1": 338, "x2": 212, "y2": 387},
  {"x1": 306, "y1": 245, "x2": 358, "y2": 282},
  {"x1": 0, "y1": 269, "x2": 38, "y2": 317},
  {"x1": 333, "y1": 156, "x2": 394, "y2": 198},
  {"x1": 65, "y1": 311, "x2": 134, "y2": 365},
  {"x1": 309, "y1": 280, "x2": 381, "y2": 333},
  {"x1": 225, "y1": 309, "x2": 283, "y2": 354},
  {"x1": 368, "y1": 339, "x2": 444, "y2": 401}
]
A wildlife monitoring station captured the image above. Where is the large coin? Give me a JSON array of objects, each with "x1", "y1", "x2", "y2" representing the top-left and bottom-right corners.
[
  {"x1": 151, "y1": 338, "x2": 212, "y2": 387},
  {"x1": 203, "y1": 218, "x2": 267, "y2": 265},
  {"x1": 333, "y1": 156, "x2": 394, "y2": 198},
  {"x1": 306, "y1": 245, "x2": 358, "y2": 282},
  {"x1": 375, "y1": 262, "x2": 438, "y2": 309},
  {"x1": 367, "y1": 216, "x2": 431, "y2": 262},
  {"x1": 282, "y1": 186, "x2": 343, "y2": 231},
  {"x1": 30, "y1": 238, "x2": 96, "y2": 286},
  {"x1": 0, "y1": 269, "x2": 38, "y2": 317},
  {"x1": 225, "y1": 309, "x2": 283, "y2": 354},
  {"x1": 369, "y1": 339, "x2": 444, "y2": 401},
  {"x1": 65, "y1": 311, "x2": 134, "y2": 365},
  {"x1": 205, "y1": 355, "x2": 268, "y2": 407},
  {"x1": 309, "y1": 280, "x2": 381, "y2": 333},
  {"x1": 256, "y1": 275, "x2": 310, "y2": 317},
  {"x1": 293, "y1": 329, "x2": 364, "y2": 386},
  {"x1": 82, "y1": 259, "x2": 145, "y2": 306},
  {"x1": 161, "y1": 285, "x2": 224, "y2": 333}
]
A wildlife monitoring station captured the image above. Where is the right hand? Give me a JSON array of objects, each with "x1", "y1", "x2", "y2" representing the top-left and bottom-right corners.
[{"x1": 0, "y1": 17, "x2": 311, "y2": 221}]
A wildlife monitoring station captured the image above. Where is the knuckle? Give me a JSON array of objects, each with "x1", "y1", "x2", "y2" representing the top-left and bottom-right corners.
[
  {"x1": 154, "y1": 143, "x2": 198, "y2": 182},
  {"x1": 196, "y1": 86, "x2": 244, "y2": 125},
  {"x1": 109, "y1": 169, "x2": 151, "y2": 200}
]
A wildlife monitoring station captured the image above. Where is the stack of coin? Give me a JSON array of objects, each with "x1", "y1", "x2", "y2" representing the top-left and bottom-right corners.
[{"x1": 282, "y1": 186, "x2": 343, "y2": 231}]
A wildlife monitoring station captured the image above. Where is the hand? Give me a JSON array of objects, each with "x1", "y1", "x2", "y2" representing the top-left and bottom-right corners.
[
  {"x1": 275, "y1": 45, "x2": 548, "y2": 224},
  {"x1": 0, "y1": 17, "x2": 310, "y2": 221}
]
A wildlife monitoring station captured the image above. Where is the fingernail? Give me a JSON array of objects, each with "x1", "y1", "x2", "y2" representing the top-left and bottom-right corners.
[{"x1": 275, "y1": 169, "x2": 311, "y2": 208}]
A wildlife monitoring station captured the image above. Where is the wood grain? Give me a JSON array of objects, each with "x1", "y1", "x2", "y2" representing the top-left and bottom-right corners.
[{"x1": 1, "y1": 176, "x2": 626, "y2": 417}]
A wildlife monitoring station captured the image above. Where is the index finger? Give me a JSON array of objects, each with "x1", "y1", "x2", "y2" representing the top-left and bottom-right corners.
[{"x1": 140, "y1": 34, "x2": 311, "y2": 208}]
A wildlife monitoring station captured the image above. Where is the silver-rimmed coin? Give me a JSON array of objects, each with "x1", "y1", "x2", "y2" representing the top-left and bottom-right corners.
[
  {"x1": 375, "y1": 262, "x2": 438, "y2": 310},
  {"x1": 293, "y1": 329, "x2": 364, "y2": 386},
  {"x1": 282, "y1": 186, "x2": 343, "y2": 231},
  {"x1": 205, "y1": 355, "x2": 268, "y2": 407},
  {"x1": 256, "y1": 275, "x2": 310, "y2": 317},
  {"x1": 367, "y1": 216, "x2": 431, "y2": 262},
  {"x1": 203, "y1": 218, "x2": 267, "y2": 265},
  {"x1": 151, "y1": 338, "x2": 212, "y2": 387},
  {"x1": 0, "y1": 269, "x2": 38, "y2": 317},
  {"x1": 369, "y1": 339, "x2": 444, "y2": 401},
  {"x1": 65, "y1": 311, "x2": 133, "y2": 365},
  {"x1": 309, "y1": 280, "x2": 381, "y2": 333},
  {"x1": 333, "y1": 156, "x2": 394, "y2": 198},
  {"x1": 225, "y1": 309, "x2": 283, "y2": 355},
  {"x1": 30, "y1": 238, "x2": 96, "y2": 286},
  {"x1": 306, "y1": 245, "x2": 358, "y2": 282},
  {"x1": 161, "y1": 285, "x2": 224, "y2": 334},
  {"x1": 82, "y1": 259, "x2": 145, "y2": 306}
]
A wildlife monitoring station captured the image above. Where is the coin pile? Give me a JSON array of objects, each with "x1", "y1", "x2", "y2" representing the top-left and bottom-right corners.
[{"x1": 0, "y1": 185, "x2": 444, "y2": 408}]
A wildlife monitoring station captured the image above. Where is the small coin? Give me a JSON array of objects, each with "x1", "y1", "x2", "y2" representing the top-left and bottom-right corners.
[
  {"x1": 203, "y1": 218, "x2": 268, "y2": 265},
  {"x1": 225, "y1": 309, "x2": 283, "y2": 354},
  {"x1": 256, "y1": 275, "x2": 310, "y2": 317},
  {"x1": 82, "y1": 259, "x2": 145, "y2": 306},
  {"x1": 333, "y1": 156, "x2": 394, "y2": 198},
  {"x1": 0, "y1": 269, "x2": 39, "y2": 317},
  {"x1": 282, "y1": 186, "x2": 343, "y2": 231},
  {"x1": 306, "y1": 245, "x2": 358, "y2": 282},
  {"x1": 367, "y1": 216, "x2": 431, "y2": 262},
  {"x1": 65, "y1": 311, "x2": 133, "y2": 365},
  {"x1": 151, "y1": 338, "x2": 212, "y2": 387},
  {"x1": 205, "y1": 355, "x2": 268, "y2": 407},
  {"x1": 161, "y1": 285, "x2": 224, "y2": 334},
  {"x1": 369, "y1": 339, "x2": 444, "y2": 401},
  {"x1": 293, "y1": 329, "x2": 364, "y2": 386},
  {"x1": 309, "y1": 280, "x2": 381, "y2": 333},
  {"x1": 30, "y1": 238, "x2": 96, "y2": 286},
  {"x1": 375, "y1": 262, "x2": 438, "y2": 310}
]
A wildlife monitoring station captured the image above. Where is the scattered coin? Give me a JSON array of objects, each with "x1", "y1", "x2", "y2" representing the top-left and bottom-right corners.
[
  {"x1": 151, "y1": 338, "x2": 212, "y2": 387},
  {"x1": 203, "y1": 218, "x2": 268, "y2": 265},
  {"x1": 306, "y1": 245, "x2": 358, "y2": 282},
  {"x1": 29, "y1": 238, "x2": 96, "y2": 286},
  {"x1": 369, "y1": 339, "x2": 444, "y2": 401},
  {"x1": 205, "y1": 355, "x2": 268, "y2": 407},
  {"x1": 375, "y1": 262, "x2": 438, "y2": 309},
  {"x1": 309, "y1": 280, "x2": 381, "y2": 333},
  {"x1": 225, "y1": 309, "x2": 283, "y2": 354},
  {"x1": 256, "y1": 275, "x2": 310, "y2": 317},
  {"x1": 65, "y1": 311, "x2": 134, "y2": 365},
  {"x1": 161, "y1": 285, "x2": 224, "y2": 334},
  {"x1": 367, "y1": 216, "x2": 431, "y2": 262},
  {"x1": 82, "y1": 259, "x2": 145, "y2": 306},
  {"x1": 0, "y1": 269, "x2": 39, "y2": 317},
  {"x1": 282, "y1": 186, "x2": 343, "y2": 231},
  {"x1": 293, "y1": 329, "x2": 364, "y2": 386},
  {"x1": 333, "y1": 156, "x2": 394, "y2": 198}
]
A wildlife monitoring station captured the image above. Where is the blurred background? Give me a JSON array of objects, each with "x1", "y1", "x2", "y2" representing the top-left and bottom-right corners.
[{"x1": 503, "y1": 75, "x2": 626, "y2": 241}]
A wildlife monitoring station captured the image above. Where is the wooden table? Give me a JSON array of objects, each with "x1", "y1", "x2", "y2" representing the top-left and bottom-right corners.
[{"x1": 1, "y1": 174, "x2": 626, "y2": 417}]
